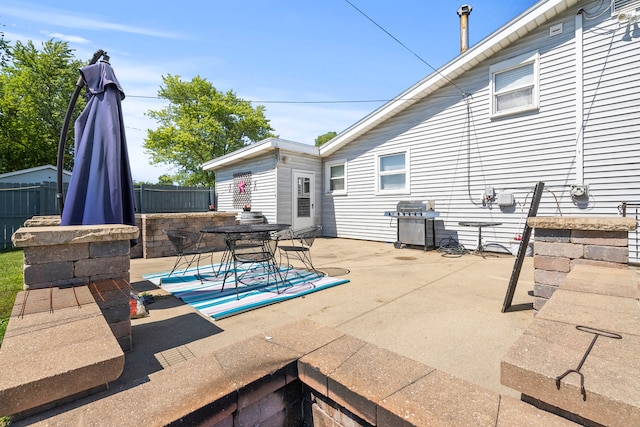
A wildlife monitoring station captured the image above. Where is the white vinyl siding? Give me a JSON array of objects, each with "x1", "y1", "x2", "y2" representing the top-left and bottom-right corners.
[
  {"x1": 215, "y1": 155, "x2": 277, "y2": 223},
  {"x1": 490, "y1": 52, "x2": 539, "y2": 117},
  {"x1": 275, "y1": 153, "x2": 322, "y2": 226},
  {"x1": 323, "y1": 2, "x2": 639, "y2": 263},
  {"x1": 582, "y1": 9, "x2": 640, "y2": 263},
  {"x1": 322, "y1": 9, "x2": 580, "y2": 249}
]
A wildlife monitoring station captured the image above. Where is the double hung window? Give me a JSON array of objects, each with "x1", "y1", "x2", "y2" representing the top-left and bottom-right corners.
[
  {"x1": 490, "y1": 52, "x2": 539, "y2": 117},
  {"x1": 325, "y1": 160, "x2": 347, "y2": 195},
  {"x1": 375, "y1": 149, "x2": 409, "y2": 194}
]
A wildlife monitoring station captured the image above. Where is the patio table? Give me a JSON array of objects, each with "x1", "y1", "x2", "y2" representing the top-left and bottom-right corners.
[
  {"x1": 458, "y1": 221, "x2": 502, "y2": 257},
  {"x1": 200, "y1": 224, "x2": 290, "y2": 293}
]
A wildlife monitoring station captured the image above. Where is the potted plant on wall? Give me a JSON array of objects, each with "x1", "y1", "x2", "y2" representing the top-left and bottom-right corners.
[{"x1": 243, "y1": 204, "x2": 251, "y2": 212}]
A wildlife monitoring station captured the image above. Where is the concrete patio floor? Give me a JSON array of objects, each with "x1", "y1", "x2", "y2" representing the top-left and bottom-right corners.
[{"x1": 123, "y1": 237, "x2": 535, "y2": 399}]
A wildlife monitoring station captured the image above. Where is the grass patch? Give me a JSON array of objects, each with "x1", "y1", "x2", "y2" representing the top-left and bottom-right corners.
[
  {"x1": 0, "y1": 249, "x2": 24, "y2": 347},
  {"x1": 0, "y1": 250, "x2": 23, "y2": 426}
]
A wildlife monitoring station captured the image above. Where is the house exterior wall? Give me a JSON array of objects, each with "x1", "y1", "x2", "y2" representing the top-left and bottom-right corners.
[
  {"x1": 275, "y1": 152, "x2": 323, "y2": 227},
  {"x1": 0, "y1": 166, "x2": 71, "y2": 184},
  {"x1": 321, "y1": 1, "x2": 640, "y2": 261},
  {"x1": 215, "y1": 153, "x2": 278, "y2": 223},
  {"x1": 582, "y1": 9, "x2": 640, "y2": 262}
]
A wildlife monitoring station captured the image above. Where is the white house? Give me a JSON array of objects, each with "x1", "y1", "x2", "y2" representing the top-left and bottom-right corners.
[
  {"x1": 0, "y1": 165, "x2": 72, "y2": 184},
  {"x1": 204, "y1": 0, "x2": 640, "y2": 263},
  {"x1": 202, "y1": 138, "x2": 322, "y2": 231}
]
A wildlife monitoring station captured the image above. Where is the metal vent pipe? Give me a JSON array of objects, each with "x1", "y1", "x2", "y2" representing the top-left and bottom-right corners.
[{"x1": 457, "y1": 4, "x2": 473, "y2": 53}]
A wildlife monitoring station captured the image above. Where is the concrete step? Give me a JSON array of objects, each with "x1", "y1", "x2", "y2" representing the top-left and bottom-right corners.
[
  {"x1": 501, "y1": 265, "x2": 640, "y2": 426},
  {"x1": 0, "y1": 286, "x2": 124, "y2": 417}
]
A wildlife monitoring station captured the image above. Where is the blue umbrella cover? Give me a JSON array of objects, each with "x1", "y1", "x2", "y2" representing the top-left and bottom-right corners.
[{"x1": 60, "y1": 61, "x2": 136, "y2": 231}]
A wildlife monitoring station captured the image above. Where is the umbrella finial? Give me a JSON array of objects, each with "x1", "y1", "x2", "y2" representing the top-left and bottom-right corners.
[{"x1": 100, "y1": 52, "x2": 110, "y2": 64}]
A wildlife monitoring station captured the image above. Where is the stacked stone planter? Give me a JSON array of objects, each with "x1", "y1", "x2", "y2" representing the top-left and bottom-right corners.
[
  {"x1": 527, "y1": 216, "x2": 637, "y2": 310},
  {"x1": 12, "y1": 224, "x2": 139, "y2": 350}
]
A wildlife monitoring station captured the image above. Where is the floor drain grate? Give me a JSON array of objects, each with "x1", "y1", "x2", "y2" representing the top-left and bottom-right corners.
[{"x1": 155, "y1": 345, "x2": 195, "y2": 368}]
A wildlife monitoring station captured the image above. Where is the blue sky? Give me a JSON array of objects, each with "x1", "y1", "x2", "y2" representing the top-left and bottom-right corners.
[{"x1": 2, "y1": 0, "x2": 538, "y2": 182}]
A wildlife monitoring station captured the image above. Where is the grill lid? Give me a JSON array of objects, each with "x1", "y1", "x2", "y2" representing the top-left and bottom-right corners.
[{"x1": 397, "y1": 200, "x2": 426, "y2": 212}]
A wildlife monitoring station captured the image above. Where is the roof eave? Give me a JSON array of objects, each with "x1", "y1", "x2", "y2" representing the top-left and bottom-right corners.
[
  {"x1": 319, "y1": 0, "x2": 579, "y2": 157},
  {"x1": 201, "y1": 138, "x2": 319, "y2": 171}
]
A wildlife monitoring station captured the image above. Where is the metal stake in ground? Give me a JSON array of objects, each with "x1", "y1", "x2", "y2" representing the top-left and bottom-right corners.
[{"x1": 555, "y1": 325, "x2": 622, "y2": 401}]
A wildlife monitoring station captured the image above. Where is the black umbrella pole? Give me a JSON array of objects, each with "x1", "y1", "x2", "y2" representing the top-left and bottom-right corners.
[{"x1": 56, "y1": 49, "x2": 106, "y2": 215}]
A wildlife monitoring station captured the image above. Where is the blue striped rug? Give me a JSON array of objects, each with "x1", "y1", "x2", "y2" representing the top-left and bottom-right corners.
[{"x1": 142, "y1": 264, "x2": 350, "y2": 320}]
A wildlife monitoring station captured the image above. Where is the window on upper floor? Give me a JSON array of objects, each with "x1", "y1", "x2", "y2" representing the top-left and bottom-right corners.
[
  {"x1": 325, "y1": 160, "x2": 347, "y2": 195},
  {"x1": 375, "y1": 149, "x2": 410, "y2": 195},
  {"x1": 489, "y1": 51, "x2": 539, "y2": 117}
]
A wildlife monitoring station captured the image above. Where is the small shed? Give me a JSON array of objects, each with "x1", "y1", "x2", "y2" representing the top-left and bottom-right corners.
[
  {"x1": 0, "y1": 165, "x2": 72, "y2": 184},
  {"x1": 202, "y1": 138, "x2": 321, "y2": 230}
]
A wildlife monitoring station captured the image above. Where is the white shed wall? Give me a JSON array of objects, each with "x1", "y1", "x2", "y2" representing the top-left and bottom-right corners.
[
  {"x1": 214, "y1": 150, "x2": 322, "y2": 226},
  {"x1": 215, "y1": 154, "x2": 278, "y2": 223}
]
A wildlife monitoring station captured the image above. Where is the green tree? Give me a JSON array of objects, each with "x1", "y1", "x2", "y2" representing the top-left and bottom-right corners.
[
  {"x1": 0, "y1": 39, "x2": 85, "y2": 174},
  {"x1": 156, "y1": 174, "x2": 173, "y2": 186},
  {"x1": 315, "y1": 131, "x2": 336, "y2": 147},
  {"x1": 0, "y1": 26, "x2": 9, "y2": 67},
  {"x1": 144, "y1": 75, "x2": 276, "y2": 186}
]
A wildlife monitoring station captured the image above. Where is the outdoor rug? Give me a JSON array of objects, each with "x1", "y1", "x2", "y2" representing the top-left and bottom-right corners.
[{"x1": 142, "y1": 264, "x2": 350, "y2": 320}]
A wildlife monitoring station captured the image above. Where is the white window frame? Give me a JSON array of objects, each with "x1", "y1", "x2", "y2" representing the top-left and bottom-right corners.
[
  {"x1": 375, "y1": 148, "x2": 410, "y2": 195},
  {"x1": 325, "y1": 159, "x2": 347, "y2": 195},
  {"x1": 489, "y1": 51, "x2": 540, "y2": 118}
]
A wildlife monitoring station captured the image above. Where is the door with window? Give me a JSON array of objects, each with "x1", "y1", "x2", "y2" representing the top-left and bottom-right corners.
[{"x1": 292, "y1": 171, "x2": 314, "y2": 230}]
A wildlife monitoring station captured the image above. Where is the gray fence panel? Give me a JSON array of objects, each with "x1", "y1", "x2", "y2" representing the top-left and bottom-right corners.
[
  {"x1": 0, "y1": 182, "x2": 61, "y2": 250},
  {"x1": 135, "y1": 185, "x2": 214, "y2": 213},
  {"x1": 1, "y1": 183, "x2": 215, "y2": 249}
]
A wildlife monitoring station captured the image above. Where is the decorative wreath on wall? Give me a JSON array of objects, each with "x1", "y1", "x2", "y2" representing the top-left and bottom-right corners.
[{"x1": 232, "y1": 172, "x2": 252, "y2": 209}]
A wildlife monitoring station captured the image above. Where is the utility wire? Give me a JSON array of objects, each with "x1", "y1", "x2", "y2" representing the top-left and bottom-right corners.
[
  {"x1": 342, "y1": 0, "x2": 468, "y2": 96},
  {"x1": 126, "y1": 94, "x2": 464, "y2": 104}
]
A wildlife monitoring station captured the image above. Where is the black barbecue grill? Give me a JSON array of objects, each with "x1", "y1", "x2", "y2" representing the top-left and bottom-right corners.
[{"x1": 384, "y1": 201, "x2": 439, "y2": 250}]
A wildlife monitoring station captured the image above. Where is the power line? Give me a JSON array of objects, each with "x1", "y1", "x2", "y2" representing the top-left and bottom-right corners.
[
  {"x1": 126, "y1": 94, "x2": 463, "y2": 104},
  {"x1": 342, "y1": 0, "x2": 468, "y2": 96}
]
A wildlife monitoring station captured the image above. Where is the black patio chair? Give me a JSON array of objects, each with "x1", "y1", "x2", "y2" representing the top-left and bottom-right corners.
[
  {"x1": 222, "y1": 231, "x2": 285, "y2": 299},
  {"x1": 163, "y1": 229, "x2": 213, "y2": 277},
  {"x1": 277, "y1": 225, "x2": 324, "y2": 280}
]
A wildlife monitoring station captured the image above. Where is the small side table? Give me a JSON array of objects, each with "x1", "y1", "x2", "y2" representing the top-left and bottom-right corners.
[{"x1": 458, "y1": 221, "x2": 502, "y2": 257}]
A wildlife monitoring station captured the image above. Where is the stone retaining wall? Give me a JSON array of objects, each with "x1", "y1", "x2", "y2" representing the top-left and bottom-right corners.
[
  {"x1": 11, "y1": 224, "x2": 139, "y2": 351},
  {"x1": 135, "y1": 212, "x2": 237, "y2": 259},
  {"x1": 528, "y1": 217, "x2": 636, "y2": 310},
  {"x1": 22, "y1": 212, "x2": 238, "y2": 260},
  {"x1": 17, "y1": 319, "x2": 578, "y2": 426}
]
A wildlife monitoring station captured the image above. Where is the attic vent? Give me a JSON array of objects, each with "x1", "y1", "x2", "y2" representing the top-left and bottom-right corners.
[{"x1": 613, "y1": 0, "x2": 639, "y2": 13}]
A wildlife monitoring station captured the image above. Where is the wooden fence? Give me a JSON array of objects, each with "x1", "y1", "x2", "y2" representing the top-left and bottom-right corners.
[{"x1": 0, "y1": 182, "x2": 214, "y2": 250}]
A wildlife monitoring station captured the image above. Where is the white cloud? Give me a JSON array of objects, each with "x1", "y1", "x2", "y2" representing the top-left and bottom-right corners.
[
  {"x1": 44, "y1": 32, "x2": 90, "y2": 44},
  {"x1": 2, "y1": 4, "x2": 186, "y2": 39}
]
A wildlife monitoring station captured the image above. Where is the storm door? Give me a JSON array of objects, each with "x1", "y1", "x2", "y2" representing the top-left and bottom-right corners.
[{"x1": 292, "y1": 171, "x2": 314, "y2": 230}]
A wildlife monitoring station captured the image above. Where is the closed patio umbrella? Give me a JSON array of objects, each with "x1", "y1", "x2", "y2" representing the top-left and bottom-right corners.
[{"x1": 60, "y1": 59, "x2": 136, "y2": 232}]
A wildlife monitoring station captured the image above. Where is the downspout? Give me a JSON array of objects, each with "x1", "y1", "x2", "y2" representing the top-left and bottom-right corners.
[{"x1": 575, "y1": 11, "x2": 584, "y2": 184}]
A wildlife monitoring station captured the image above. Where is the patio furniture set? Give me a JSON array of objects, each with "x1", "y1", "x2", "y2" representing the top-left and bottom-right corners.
[{"x1": 163, "y1": 224, "x2": 323, "y2": 298}]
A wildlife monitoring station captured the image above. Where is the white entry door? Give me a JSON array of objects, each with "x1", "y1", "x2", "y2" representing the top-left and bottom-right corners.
[{"x1": 292, "y1": 171, "x2": 315, "y2": 230}]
